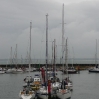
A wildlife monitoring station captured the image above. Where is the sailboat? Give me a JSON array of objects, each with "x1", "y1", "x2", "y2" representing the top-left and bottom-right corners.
[
  {"x1": 63, "y1": 46, "x2": 77, "y2": 74},
  {"x1": 6, "y1": 45, "x2": 23, "y2": 74},
  {"x1": 14, "y1": 44, "x2": 23, "y2": 73},
  {"x1": 6, "y1": 47, "x2": 17, "y2": 74},
  {"x1": 37, "y1": 14, "x2": 54, "y2": 99},
  {"x1": 56, "y1": 4, "x2": 71, "y2": 99},
  {"x1": 49, "y1": 39, "x2": 61, "y2": 91},
  {"x1": 56, "y1": 40, "x2": 71, "y2": 99},
  {"x1": 89, "y1": 39, "x2": 99, "y2": 73},
  {"x1": 65, "y1": 39, "x2": 73, "y2": 91},
  {"x1": 19, "y1": 22, "x2": 35, "y2": 99}
]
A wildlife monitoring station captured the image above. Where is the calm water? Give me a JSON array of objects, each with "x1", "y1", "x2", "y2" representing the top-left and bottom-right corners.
[{"x1": 0, "y1": 70, "x2": 99, "y2": 99}]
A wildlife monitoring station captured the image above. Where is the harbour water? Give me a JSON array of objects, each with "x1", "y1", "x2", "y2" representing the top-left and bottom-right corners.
[{"x1": 0, "y1": 70, "x2": 99, "y2": 99}]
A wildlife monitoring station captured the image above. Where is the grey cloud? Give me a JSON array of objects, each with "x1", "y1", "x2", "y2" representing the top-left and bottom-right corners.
[{"x1": 0, "y1": 0, "x2": 99, "y2": 60}]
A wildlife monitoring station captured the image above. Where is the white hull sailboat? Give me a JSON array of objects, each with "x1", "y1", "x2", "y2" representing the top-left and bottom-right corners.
[
  {"x1": 37, "y1": 14, "x2": 49, "y2": 99},
  {"x1": 56, "y1": 4, "x2": 72, "y2": 99},
  {"x1": 65, "y1": 39, "x2": 73, "y2": 91},
  {"x1": 89, "y1": 40, "x2": 99, "y2": 73},
  {"x1": 19, "y1": 22, "x2": 35, "y2": 99},
  {"x1": 37, "y1": 14, "x2": 55, "y2": 99}
]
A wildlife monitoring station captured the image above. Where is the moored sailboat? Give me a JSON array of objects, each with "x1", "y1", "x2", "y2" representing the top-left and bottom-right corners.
[
  {"x1": 89, "y1": 39, "x2": 99, "y2": 73},
  {"x1": 37, "y1": 14, "x2": 55, "y2": 99},
  {"x1": 56, "y1": 4, "x2": 71, "y2": 99},
  {"x1": 19, "y1": 22, "x2": 35, "y2": 99}
]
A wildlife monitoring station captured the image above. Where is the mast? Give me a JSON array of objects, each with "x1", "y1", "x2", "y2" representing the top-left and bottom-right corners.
[
  {"x1": 21, "y1": 55, "x2": 23, "y2": 67},
  {"x1": 62, "y1": 3, "x2": 65, "y2": 76},
  {"x1": 45, "y1": 14, "x2": 48, "y2": 89},
  {"x1": 95, "y1": 39, "x2": 97, "y2": 66},
  {"x1": 62, "y1": 3, "x2": 64, "y2": 58},
  {"x1": 65, "y1": 38, "x2": 68, "y2": 75},
  {"x1": 10, "y1": 47, "x2": 13, "y2": 67},
  {"x1": 72, "y1": 47, "x2": 74, "y2": 68},
  {"x1": 61, "y1": 4, "x2": 66, "y2": 90},
  {"x1": 29, "y1": 21, "x2": 32, "y2": 79},
  {"x1": 53, "y1": 39, "x2": 56, "y2": 76},
  {"x1": 16, "y1": 44, "x2": 17, "y2": 68},
  {"x1": 52, "y1": 41, "x2": 54, "y2": 70},
  {"x1": 25, "y1": 51, "x2": 28, "y2": 66}
]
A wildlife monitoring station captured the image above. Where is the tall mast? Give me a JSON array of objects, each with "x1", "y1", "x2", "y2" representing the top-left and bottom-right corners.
[
  {"x1": 45, "y1": 14, "x2": 48, "y2": 89},
  {"x1": 62, "y1": 3, "x2": 64, "y2": 58},
  {"x1": 62, "y1": 4, "x2": 65, "y2": 75},
  {"x1": 29, "y1": 21, "x2": 32, "y2": 78}
]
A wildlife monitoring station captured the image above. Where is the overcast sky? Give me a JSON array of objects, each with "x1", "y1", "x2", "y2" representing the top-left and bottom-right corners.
[{"x1": 0, "y1": 0, "x2": 99, "y2": 60}]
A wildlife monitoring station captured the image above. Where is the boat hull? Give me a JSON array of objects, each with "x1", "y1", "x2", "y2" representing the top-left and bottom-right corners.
[
  {"x1": 89, "y1": 70, "x2": 99, "y2": 73},
  {"x1": 19, "y1": 91, "x2": 35, "y2": 99},
  {"x1": 0, "y1": 71, "x2": 5, "y2": 74},
  {"x1": 63, "y1": 70, "x2": 77, "y2": 74},
  {"x1": 37, "y1": 94, "x2": 48, "y2": 99},
  {"x1": 56, "y1": 89, "x2": 71, "y2": 99},
  {"x1": 20, "y1": 94, "x2": 35, "y2": 99}
]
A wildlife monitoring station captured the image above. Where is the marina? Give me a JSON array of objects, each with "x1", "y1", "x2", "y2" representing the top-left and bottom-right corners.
[
  {"x1": 0, "y1": 0, "x2": 99, "y2": 99},
  {"x1": 0, "y1": 70, "x2": 99, "y2": 99}
]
